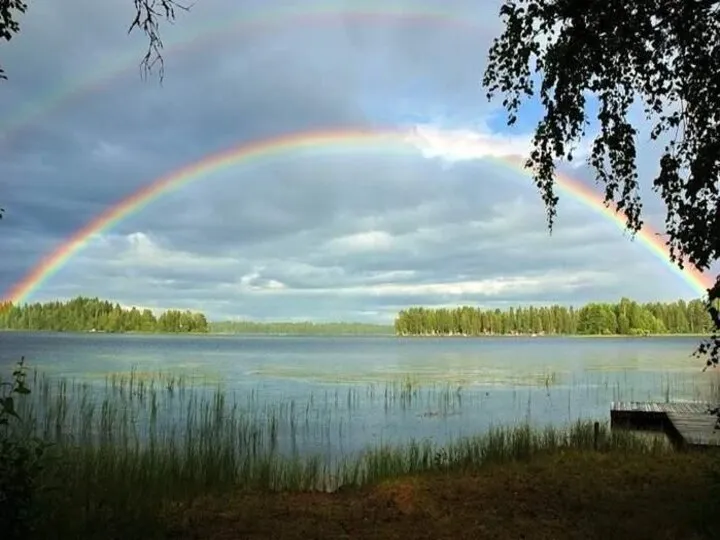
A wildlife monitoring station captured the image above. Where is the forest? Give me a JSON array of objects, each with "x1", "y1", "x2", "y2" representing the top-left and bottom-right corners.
[
  {"x1": 209, "y1": 320, "x2": 392, "y2": 335},
  {"x1": 0, "y1": 297, "x2": 209, "y2": 333},
  {"x1": 394, "y1": 298, "x2": 714, "y2": 336},
  {"x1": 1, "y1": 296, "x2": 714, "y2": 337}
]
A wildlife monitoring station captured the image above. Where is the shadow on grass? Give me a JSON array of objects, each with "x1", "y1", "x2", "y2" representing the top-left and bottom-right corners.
[{"x1": 168, "y1": 451, "x2": 720, "y2": 540}]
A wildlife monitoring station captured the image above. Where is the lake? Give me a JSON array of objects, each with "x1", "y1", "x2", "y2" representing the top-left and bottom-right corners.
[{"x1": 0, "y1": 332, "x2": 715, "y2": 464}]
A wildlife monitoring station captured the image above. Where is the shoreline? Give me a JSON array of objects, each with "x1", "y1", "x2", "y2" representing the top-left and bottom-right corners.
[
  {"x1": 394, "y1": 332, "x2": 709, "y2": 339},
  {"x1": 0, "y1": 328, "x2": 709, "y2": 338}
]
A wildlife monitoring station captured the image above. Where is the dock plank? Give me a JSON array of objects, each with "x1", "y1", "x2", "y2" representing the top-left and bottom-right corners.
[
  {"x1": 666, "y1": 411, "x2": 720, "y2": 447},
  {"x1": 610, "y1": 401, "x2": 720, "y2": 449}
]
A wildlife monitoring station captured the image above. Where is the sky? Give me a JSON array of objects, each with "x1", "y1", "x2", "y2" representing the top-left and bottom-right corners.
[{"x1": 0, "y1": 0, "x2": 714, "y2": 323}]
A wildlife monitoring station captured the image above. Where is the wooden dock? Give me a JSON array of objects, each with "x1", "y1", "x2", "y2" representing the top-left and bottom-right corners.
[{"x1": 611, "y1": 401, "x2": 720, "y2": 449}]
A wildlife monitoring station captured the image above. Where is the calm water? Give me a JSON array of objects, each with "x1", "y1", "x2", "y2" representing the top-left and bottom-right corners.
[{"x1": 0, "y1": 332, "x2": 715, "y2": 460}]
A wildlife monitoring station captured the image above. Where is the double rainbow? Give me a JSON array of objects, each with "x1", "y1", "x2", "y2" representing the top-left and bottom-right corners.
[
  {"x1": 1, "y1": 3, "x2": 713, "y2": 302},
  {"x1": 3, "y1": 128, "x2": 713, "y2": 304}
]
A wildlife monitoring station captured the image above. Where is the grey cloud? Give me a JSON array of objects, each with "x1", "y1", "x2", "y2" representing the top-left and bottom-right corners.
[
  {"x1": 120, "y1": 154, "x2": 453, "y2": 252},
  {"x1": 124, "y1": 157, "x2": 547, "y2": 258}
]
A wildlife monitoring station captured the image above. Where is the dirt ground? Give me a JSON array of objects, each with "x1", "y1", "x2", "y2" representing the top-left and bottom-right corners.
[{"x1": 166, "y1": 451, "x2": 720, "y2": 540}]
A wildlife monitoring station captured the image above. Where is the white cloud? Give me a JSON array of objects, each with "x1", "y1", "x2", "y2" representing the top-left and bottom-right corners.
[
  {"x1": 100, "y1": 232, "x2": 241, "y2": 271},
  {"x1": 238, "y1": 270, "x2": 287, "y2": 291},
  {"x1": 403, "y1": 123, "x2": 598, "y2": 169},
  {"x1": 218, "y1": 269, "x2": 616, "y2": 297},
  {"x1": 404, "y1": 123, "x2": 532, "y2": 162},
  {"x1": 324, "y1": 230, "x2": 395, "y2": 253},
  {"x1": 91, "y1": 140, "x2": 128, "y2": 163}
]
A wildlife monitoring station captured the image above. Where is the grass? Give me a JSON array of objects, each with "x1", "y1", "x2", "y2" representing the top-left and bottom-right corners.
[
  {"x1": 168, "y1": 451, "x2": 720, "y2": 540},
  {"x1": 21, "y1": 419, "x2": 678, "y2": 539},
  {"x1": 3, "y1": 366, "x2": 720, "y2": 538}
]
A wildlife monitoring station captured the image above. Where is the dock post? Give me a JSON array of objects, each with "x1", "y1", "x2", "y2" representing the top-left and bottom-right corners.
[{"x1": 593, "y1": 421, "x2": 600, "y2": 450}]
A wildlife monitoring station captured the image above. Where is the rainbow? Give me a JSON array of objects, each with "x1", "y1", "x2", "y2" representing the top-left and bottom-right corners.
[
  {"x1": 0, "y1": 3, "x2": 490, "y2": 142},
  {"x1": 3, "y1": 127, "x2": 714, "y2": 304}
]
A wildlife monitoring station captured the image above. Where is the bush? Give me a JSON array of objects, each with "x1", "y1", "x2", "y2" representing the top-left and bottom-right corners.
[{"x1": 0, "y1": 358, "x2": 50, "y2": 539}]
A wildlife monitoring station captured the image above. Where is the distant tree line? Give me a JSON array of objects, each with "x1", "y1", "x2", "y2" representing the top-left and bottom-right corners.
[
  {"x1": 394, "y1": 298, "x2": 714, "y2": 337},
  {"x1": 209, "y1": 321, "x2": 393, "y2": 335},
  {"x1": 2, "y1": 296, "x2": 712, "y2": 337},
  {"x1": 0, "y1": 297, "x2": 209, "y2": 333}
]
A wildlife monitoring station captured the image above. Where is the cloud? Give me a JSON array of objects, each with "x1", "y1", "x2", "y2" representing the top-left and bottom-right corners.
[
  {"x1": 90, "y1": 140, "x2": 130, "y2": 164},
  {"x1": 324, "y1": 230, "x2": 395, "y2": 254},
  {"x1": 0, "y1": 0, "x2": 710, "y2": 322},
  {"x1": 404, "y1": 123, "x2": 532, "y2": 162},
  {"x1": 225, "y1": 270, "x2": 616, "y2": 298}
]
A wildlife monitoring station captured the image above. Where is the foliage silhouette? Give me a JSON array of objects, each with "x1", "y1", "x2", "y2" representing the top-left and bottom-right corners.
[
  {"x1": 0, "y1": 357, "x2": 51, "y2": 540},
  {"x1": 483, "y1": 0, "x2": 720, "y2": 365}
]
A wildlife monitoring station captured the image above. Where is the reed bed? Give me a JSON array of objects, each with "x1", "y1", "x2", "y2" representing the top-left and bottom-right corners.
[
  {"x1": 10, "y1": 367, "x2": 719, "y2": 455},
  {"x1": 22, "y1": 416, "x2": 670, "y2": 539},
  {"x1": 6, "y1": 370, "x2": 681, "y2": 492}
]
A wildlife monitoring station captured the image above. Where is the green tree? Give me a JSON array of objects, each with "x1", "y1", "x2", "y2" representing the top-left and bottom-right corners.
[{"x1": 483, "y1": 1, "x2": 720, "y2": 363}]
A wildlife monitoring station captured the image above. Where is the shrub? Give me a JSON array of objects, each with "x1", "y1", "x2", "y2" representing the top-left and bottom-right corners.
[{"x1": 0, "y1": 358, "x2": 50, "y2": 539}]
